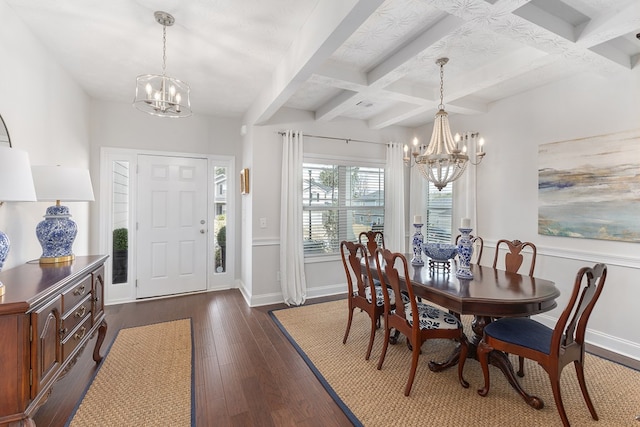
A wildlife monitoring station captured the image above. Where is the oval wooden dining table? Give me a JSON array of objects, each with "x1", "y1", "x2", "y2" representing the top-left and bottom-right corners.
[{"x1": 366, "y1": 256, "x2": 560, "y2": 408}]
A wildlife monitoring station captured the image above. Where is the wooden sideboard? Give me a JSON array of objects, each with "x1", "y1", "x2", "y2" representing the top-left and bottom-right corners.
[{"x1": 0, "y1": 255, "x2": 108, "y2": 427}]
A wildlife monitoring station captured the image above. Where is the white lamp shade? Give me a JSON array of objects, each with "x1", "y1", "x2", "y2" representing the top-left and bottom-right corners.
[
  {"x1": 31, "y1": 166, "x2": 95, "y2": 202},
  {"x1": 0, "y1": 146, "x2": 37, "y2": 201}
]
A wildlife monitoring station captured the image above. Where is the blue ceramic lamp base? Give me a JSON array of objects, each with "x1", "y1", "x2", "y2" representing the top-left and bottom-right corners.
[
  {"x1": 0, "y1": 230, "x2": 8, "y2": 296},
  {"x1": 36, "y1": 205, "x2": 77, "y2": 264}
]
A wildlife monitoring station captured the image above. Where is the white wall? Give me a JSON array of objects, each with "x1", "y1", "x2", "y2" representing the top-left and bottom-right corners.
[
  {"x1": 416, "y1": 67, "x2": 640, "y2": 360},
  {"x1": 2, "y1": 0, "x2": 638, "y2": 361},
  {"x1": 242, "y1": 68, "x2": 640, "y2": 361},
  {"x1": 0, "y1": 1, "x2": 92, "y2": 269},
  {"x1": 89, "y1": 99, "x2": 243, "y2": 301},
  {"x1": 241, "y1": 107, "x2": 411, "y2": 306}
]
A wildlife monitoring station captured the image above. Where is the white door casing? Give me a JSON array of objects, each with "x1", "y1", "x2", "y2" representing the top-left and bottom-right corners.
[{"x1": 136, "y1": 155, "x2": 208, "y2": 298}]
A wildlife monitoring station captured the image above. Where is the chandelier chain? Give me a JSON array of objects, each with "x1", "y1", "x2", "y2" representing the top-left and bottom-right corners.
[
  {"x1": 439, "y1": 61, "x2": 444, "y2": 110},
  {"x1": 162, "y1": 24, "x2": 167, "y2": 77}
]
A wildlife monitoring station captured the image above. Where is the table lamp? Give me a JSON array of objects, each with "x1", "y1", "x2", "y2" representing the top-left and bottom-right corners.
[
  {"x1": 31, "y1": 165, "x2": 95, "y2": 264},
  {"x1": 0, "y1": 146, "x2": 37, "y2": 295}
]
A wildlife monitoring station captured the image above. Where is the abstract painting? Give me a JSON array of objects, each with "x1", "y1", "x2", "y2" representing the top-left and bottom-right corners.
[{"x1": 538, "y1": 129, "x2": 640, "y2": 243}]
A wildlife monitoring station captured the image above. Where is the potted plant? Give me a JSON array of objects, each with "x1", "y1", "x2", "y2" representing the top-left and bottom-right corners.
[
  {"x1": 215, "y1": 225, "x2": 226, "y2": 272},
  {"x1": 112, "y1": 228, "x2": 128, "y2": 283}
]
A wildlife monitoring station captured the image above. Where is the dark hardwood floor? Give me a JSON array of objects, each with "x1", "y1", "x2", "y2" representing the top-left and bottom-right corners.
[{"x1": 33, "y1": 289, "x2": 353, "y2": 427}]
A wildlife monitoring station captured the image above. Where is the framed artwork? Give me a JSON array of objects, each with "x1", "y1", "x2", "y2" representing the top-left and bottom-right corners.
[
  {"x1": 538, "y1": 128, "x2": 640, "y2": 243},
  {"x1": 240, "y1": 168, "x2": 249, "y2": 194}
]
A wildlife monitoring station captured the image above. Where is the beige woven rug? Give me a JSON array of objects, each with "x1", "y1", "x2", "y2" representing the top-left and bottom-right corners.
[
  {"x1": 67, "y1": 319, "x2": 193, "y2": 427},
  {"x1": 272, "y1": 300, "x2": 640, "y2": 426}
]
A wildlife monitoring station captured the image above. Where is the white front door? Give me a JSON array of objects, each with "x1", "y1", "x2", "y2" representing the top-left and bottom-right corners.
[{"x1": 136, "y1": 155, "x2": 208, "y2": 298}]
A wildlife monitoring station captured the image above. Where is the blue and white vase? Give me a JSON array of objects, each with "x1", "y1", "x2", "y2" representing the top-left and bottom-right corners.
[
  {"x1": 411, "y1": 223, "x2": 424, "y2": 266},
  {"x1": 456, "y1": 227, "x2": 474, "y2": 279},
  {"x1": 0, "y1": 231, "x2": 10, "y2": 271},
  {"x1": 36, "y1": 205, "x2": 78, "y2": 263}
]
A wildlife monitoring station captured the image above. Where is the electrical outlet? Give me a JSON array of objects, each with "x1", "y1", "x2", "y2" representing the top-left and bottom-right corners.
[{"x1": 259, "y1": 217, "x2": 267, "y2": 228}]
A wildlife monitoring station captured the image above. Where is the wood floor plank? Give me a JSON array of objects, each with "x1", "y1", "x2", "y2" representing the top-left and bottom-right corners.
[{"x1": 31, "y1": 289, "x2": 352, "y2": 426}]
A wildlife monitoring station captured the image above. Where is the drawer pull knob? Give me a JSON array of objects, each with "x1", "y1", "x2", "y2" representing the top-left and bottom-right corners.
[
  {"x1": 74, "y1": 327, "x2": 86, "y2": 340},
  {"x1": 73, "y1": 285, "x2": 86, "y2": 296},
  {"x1": 74, "y1": 306, "x2": 87, "y2": 318}
]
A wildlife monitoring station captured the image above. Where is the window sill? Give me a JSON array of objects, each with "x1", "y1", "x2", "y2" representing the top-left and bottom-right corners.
[{"x1": 304, "y1": 254, "x2": 340, "y2": 264}]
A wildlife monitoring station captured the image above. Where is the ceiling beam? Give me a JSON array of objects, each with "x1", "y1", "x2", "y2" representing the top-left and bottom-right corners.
[
  {"x1": 367, "y1": 14, "x2": 464, "y2": 87},
  {"x1": 576, "y1": 1, "x2": 639, "y2": 46},
  {"x1": 314, "y1": 89, "x2": 362, "y2": 120},
  {"x1": 368, "y1": 104, "x2": 431, "y2": 130},
  {"x1": 314, "y1": 13, "x2": 464, "y2": 122},
  {"x1": 512, "y1": 2, "x2": 577, "y2": 42},
  {"x1": 243, "y1": 0, "x2": 385, "y2": 127},
  {"x1": 444, "y1": 48, "x2": 550, "y2": 100},
  {"x1": 363, "y1": 48, "x2": 548, "y2": 129}
]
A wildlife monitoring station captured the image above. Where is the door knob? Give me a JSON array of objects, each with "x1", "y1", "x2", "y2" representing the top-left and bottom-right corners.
[
  {"x1": 200, "y1": 229, "x2": 205, "y2": 234},
  {"x1": 200, "y1": 220, "x2": 206, "y2": 224}
]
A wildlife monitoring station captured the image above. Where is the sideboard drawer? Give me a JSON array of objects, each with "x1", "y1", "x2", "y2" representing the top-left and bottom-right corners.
[
  {"x1": 62, "y1": 316, "x2": 92, "y2": 361},
  {"x1": 61, "y1": 274, "x2": 92, "y2": 314},
  {"x1": 0, "y1": 255, "x2": 108, "y2": 426},
  {"x1": 62, "y1": 295, "x2": 92, "y2": 338}
]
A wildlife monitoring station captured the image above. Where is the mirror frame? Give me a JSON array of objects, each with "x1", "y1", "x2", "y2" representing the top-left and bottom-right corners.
[{"x1": 0, "y1": 115, "x2": 11, "y2": 148}]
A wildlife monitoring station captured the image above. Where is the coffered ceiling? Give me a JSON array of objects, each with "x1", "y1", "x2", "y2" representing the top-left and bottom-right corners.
[{"x1": 5, "y1": 0, "x2": 640, "y2": 129}]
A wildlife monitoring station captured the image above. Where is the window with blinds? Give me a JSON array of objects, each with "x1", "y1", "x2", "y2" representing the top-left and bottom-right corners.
[
  {"x1": 425, "y1": 181, "x2": 453, "y2": 243},
  {"x1": 302, "y1": 163, "x2": 384, "y2": 256}
]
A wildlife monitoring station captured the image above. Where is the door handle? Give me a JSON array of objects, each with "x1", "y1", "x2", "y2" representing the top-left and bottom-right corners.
[{"x1": 200, "y1": 229, "x2": 205, "y2": 234}]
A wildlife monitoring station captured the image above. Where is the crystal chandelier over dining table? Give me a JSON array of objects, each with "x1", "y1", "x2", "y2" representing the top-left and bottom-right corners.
[
  {"x1": 414, "y1": 58, "x2": 469, "y2": 191},
  {"x1": 134, "y1": 11, "x2": 191, "y2": 118}
]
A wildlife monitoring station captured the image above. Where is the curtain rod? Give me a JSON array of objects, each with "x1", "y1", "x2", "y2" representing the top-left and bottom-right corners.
[{"x1": 276, "y1": 131, "x2": 389, "y2": 146}]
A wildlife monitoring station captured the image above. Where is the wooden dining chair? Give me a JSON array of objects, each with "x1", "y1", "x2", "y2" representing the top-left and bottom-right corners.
[
  {"x1": 492, "y1": 239, "x2": 537, "y2": 276},
  {"x1": 477, "y1": 263, "x2": 607, "y2": 427},
  {"x1": 492, "y1": 239, "x2": 538, "y2": 374},
  {"x1": 358, "y1": 230, "x2": 385, "y2": 256},
  {"x1": 455, "y1": 234, "x2": 484, "y2": 264},
  {"x1": 340, "y1": 240, "x2": 395, "y2": 360},
  {"x1": 374, "y1": 248, "x2": 468, "y2": 396}
]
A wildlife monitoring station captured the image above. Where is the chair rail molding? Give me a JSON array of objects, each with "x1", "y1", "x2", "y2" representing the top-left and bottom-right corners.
[
  {"x1": 484, "y1": 240, "x2": 640, "y2": 269},
  {"x1": 252, "y1": 237, "x2": 280, "y2": 247}
]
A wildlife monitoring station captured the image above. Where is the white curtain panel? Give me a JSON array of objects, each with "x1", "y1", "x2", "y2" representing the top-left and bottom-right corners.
[
  {"x1": 385, "y1": 143, "x2": 406, "y2": 252},
  {"x1": 280, "y1": 130, "x2": 307, "y2": 306},
  {"x1": 459, "y1": 133, "x2": 479, "y2": 233},
  {"x1": 467, "y1": 134, "x2": 479, "y2": 233},
  {"x1": 409, "y1": 158, "x2": 426, "y2": 244}
]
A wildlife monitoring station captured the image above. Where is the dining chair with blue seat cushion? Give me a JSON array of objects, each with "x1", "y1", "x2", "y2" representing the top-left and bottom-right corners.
[
  {"x1": 374, "y1": 248, "x2": 468, "y2": 396},
  {"x1": 477, "y1": 263, "x2": 607, "y2": 427},
  {"x1": 340, "y1": 240, "x2": 397, "y2": 360},
  {"x1": 492, "y1": 238, "x2": 537, "y2": 376}
]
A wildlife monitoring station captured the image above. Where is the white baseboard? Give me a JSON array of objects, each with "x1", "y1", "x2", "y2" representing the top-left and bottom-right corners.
[
  {"x1": 536, "y1": 313, "x2": 640, "y2": 364},
  {"x1": 247, "y1": 282, "x2": 347, "y2": 307}
]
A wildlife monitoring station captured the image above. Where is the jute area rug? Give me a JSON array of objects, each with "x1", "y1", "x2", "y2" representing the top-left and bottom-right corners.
[
  {"x1": 271, "y1": 300, "x2": 640, "y2": 427},
  {"x1": 66, "y1": 318, "x2": 193, "y2": 427}
]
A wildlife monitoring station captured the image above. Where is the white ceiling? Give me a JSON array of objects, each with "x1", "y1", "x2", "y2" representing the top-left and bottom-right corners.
[{"x1": 6, "y1": 0, "x2": 640, "y2": 129}]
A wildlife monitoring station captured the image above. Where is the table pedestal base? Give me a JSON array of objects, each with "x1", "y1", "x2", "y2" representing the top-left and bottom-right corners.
[{"x1": 428, "y1": 315, "x2": 544, "y2": 409}]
